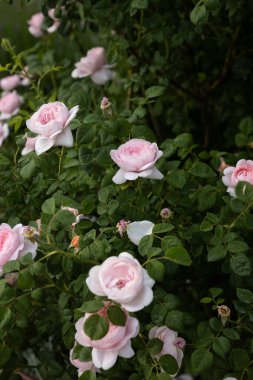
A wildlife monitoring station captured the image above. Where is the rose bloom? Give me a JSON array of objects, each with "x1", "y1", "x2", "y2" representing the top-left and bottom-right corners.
[
  {"x1": 222, "y1": 159, "x2": 253, "y2": 197},
  {"x1": 0, "y1": 75, "x2": 21, "y2": 91},
  {"x1": 72, "y1": 47, "x2": 115, "y2": 85},
  {"x1": 0, "y1": 223, "x2": 37, "y2": 275},
  {"x1": 149, "y1": 326, "x2": 185, "y2": 376},
  {"x1": 0, "y1": 123, "x2": 9, "y2": 146},
  {"x1": 0, "y1": 91, "x2": 22, "y2": 120},
  {"x1": 126, "y1": 220, "x2": 154, "y2": 245},
  {"x1": 26, "y1": 101, "x2": 79, "y2": 155},
  {"x1": 75, "y1": 304, "x2": 139, "y2": 370},
  {"x1": 28, "y1": 12, "x2": 45, "y2": 37},
  {"x1": 21, "y1": 134, "x2": 37, "y2": 155},
  {"x1": 110, "y1": 138, "x2": 164, "y2": 184},
  {"x1": 86, "y1": 252, "x2": 155, "y2": 312},
  {"x1": 69, "y1": 345, "x2": 95, "y2": 377}
]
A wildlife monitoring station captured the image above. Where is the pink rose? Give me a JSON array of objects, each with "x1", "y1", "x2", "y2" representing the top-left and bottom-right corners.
[
  {"x1": 75, "y1": 304, "x2": 139, "y2": 370},
  {"x1": 0, "y1": 223, "x2": 37, "y2": 275},
  {"x1": 86, "y1": 252, "x2": 155, "y2": 312},
  {"x1": 0, "y1": 75, "x2": 21, "y2": 91},
  {"x1": 0, "y1": 91, "x2": 22, "y2": 120},
  {"x1": 69, "y1": 345, "x2": 95, "y2": 377},
  {"x1": 21, "y1": 134, "x2": 36, "y2": 155},
  {"x1": 61, "y1": 206, "x2": 83, "y2": 227},
  {"x1": 72, "y1": 47, "x2": 115, "y2": 85},
  {"x1": 110, "y1": 138, "x2": 164, "y2": 184},
  {"x1": 0, "y1": 123, "x2": 9, "y2": 146},
  {"x1": 149, "y1": 326, "x2": 185, "y2": 376},
  {"x1": 28, "y1": 13, "x2": 45, "y2": 37},
  {"x1": 222, "y1": 159, "x2": 253, "y2": 197},
  {"x1": 26, "y1": 101, "x2": 79, "y2": 155}
]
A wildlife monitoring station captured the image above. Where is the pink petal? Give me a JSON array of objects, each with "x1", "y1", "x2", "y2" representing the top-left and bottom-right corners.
[
  {"x1": 92, "y1": 348, "x2": 118, "y2": 370},
  {"x1": 91, "y1": 68, "x2": 115, "y2": 85},
  {"x1": 54, "y1": 127, "x2": 74, "y2": 147},
  {"x1": 35, "y1": 136, "x2": 55, "y2": 155},
  {"x1": 112, "y1": 169, "x2": 127, "y2": 184},
  {"x1": 145, "y1": 167, "x2": 164, "y2": 180},
  {"x1": 86, "y1": 265, "x2": 105, "y2": 296},
  {"x1": 65, "y1": 105, "x2": 79, "y2": 127},
  {"x1": 121, "y1": 284, "x2": 154, "y2": 312},
  {"x1": 118, "y1": 341, "x2": 134, "y2": 358}
]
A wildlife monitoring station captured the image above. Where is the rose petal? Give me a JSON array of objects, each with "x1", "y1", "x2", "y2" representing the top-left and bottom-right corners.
[
  {"x1": 121, "y1": 284, "x2": 154, "y2": 312},
  {"x1": 112, "y1": 169, "x2": 127, "y2": 184},
  {"x1": 92, "y1": 348, "x2": 118, "y2": 370},
  {"x1": 86, "y1": 265, "x2": 105, "y2": 296},
  {"x1": 54, "y1": 127, "x2": 74, "y2": 147},
  {"x1": 127, "y1": 221, "x2": 154, "y2": 246},
  {"x1": 91, "y1": 68, "x2": 115, "y2": 85},
  {"x1": 35, "y1": 136, "x2": 56, "y2": 155}
]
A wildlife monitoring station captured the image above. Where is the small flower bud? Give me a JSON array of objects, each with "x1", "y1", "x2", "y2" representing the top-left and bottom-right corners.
[
  {"x1": 71, "y1": 236, "x2": 80, "y2": 248},
  {"x1": 160, "y1": 208, "x2": 172, "y2": 219},
  {"x1": 217, "y1": 305, "x2": 231, "y2": 325},
  {"x1": 100, "y1": 97, "x2": 112, "y2": 116},
  {"x1": 217, "y1": 157, "x2": 229, "y2": 173},
  {"x1": 175, "y1": 337, "x2": 186, "y2": 350},
  {"x1": 22, "y1": 226, "x2": 37, "y2": 239},
  {"x1": 5, "y1": 272, "x2": 18, "y2": 286},
  {"x1": 116, "y1": 219, "x2": 130, "y2": 237}
]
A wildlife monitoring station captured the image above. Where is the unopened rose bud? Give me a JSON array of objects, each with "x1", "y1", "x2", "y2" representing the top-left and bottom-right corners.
[
  {"x1": 160, "y1": 208, "x2": 172, "y2": 219},
  {"x1": 218, "y1": 157, "x2": 229, "y2": 173},
  {"x1": 175, "y1": 337, "x2": 186, "y2": 350},
  {"x1": 116, "y1": 219, "x2": 130, "y2": 237},
  {"x1": 100, "y1": 97, "x2": 112, "y2": 116},
  {"x1": 217, "y1": 305, "x2": 231, "y2": 325},
  {"x1": 71, "y1": 235, "x2": 80, "y2": 248}
]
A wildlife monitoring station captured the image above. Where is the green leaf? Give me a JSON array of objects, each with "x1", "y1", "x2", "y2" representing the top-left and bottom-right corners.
[
  {"x1": 190, "y1": 3, "x2": 207, "y2": 26},
  {"x1": 79, "y1": 371, "x2": 96, "y2": 380},
  {"x1": 159, "y1": 354, "x2": 178, "y2": 375},
  {"x1": 200, "y1": 220, "x2": 213, "y2": 232},
  {"x1": 165, "y1": 246, "x2": 192, "y2": 266},
  {"x1": 138, "y1": 235, "x2": 154, "y2": 257},
  {"x1": 207, "y1": 246, "x2": 227, "y2": 262},
  {"x1": 223, "y1": 328, "x2": 240, "y2": 340},
  {"x1": 3, "y1": 260, "x2": 20, "y2": 274},
  {"x1": 145, "y1": 86, "x2": 165, "y2": 98},
  {"x1": 230, "y1": 254, "x2": 251, "y2": 276},
  {"x1": 20, "y1": 158, "x2": 36, "y2": 179},
  {"x1": 200, "y1": 297, "x2": 213, "y2": 304},
  {"x1": 81, "y1": 300, "x2": 104, "y2": 313},
  {"x1": 209, "y1": 288, "x2": 223, "y2": 298},
  {"x1": 107, "y1": 305, "x2": 126, "y2": 326},
  {"x1": 190, "y1": 162, "x2": 216, "y2": 178},
  {"x1": 83, "y1": 314, "x2": 109, "y2": 340},
  {"x1": 230, "y1": 349, "x2": 250, "y2": 370},
  {"x1": 167, "y1": 170, "x2": 187, "y2": 188},
  {"x1": 237, "y1": 288, "x2": 253, "y2": 304},
  {"x1": 147, "y1": 338, "x2": 163, "y2": 355},
  {"x1": 227, "y1": 240, "x2": 249, "y2": 253},
  {"x1": 212, "y1": 336, "x2": 231, "y2": 359},
  {"x1": 17, "y1": 270, "x2": 34, "y2": 290},
  {"x1": 174, "y1": 133, "x2": 193, "y2": 148},
  {"x1": 147, "y1": 259, "x2": 165, "y2": 281},
  {"x1": 42, "y1": 198, "x2": 55, "y2": 215},
  {"x1": 204, "y1": 0, "x2": 220, "y2": 10},
  {"x1": 235, "y1": 181, "x2": 253, "y2": 203},
  {"x1": 166, "y1": 310, "x2": 184, "y2": 332},
  {"x1": 153, "y1": 224, "x2": 174, "y2": 233},
  {"x1": 0, "y1": 153, "x2": 10, "y2": 166},
  {"x1": 72, "y1": 344, "x2": 92, "y2": 362},
  {"x1": 0, "y1": 344, "x2": 11, "y2": 367},
  {"x1": 56, "y1": 210, "x2": 76, "y2": 226},
  {"x1": 0, "y1": 306, "x2": 12, "y2": 330},
  {"x1": 0, "y1": 279, "x2": 5, "y2": 297},
  {"x1": 191, "y1": 348, "x2": 213, "y2": 372}
]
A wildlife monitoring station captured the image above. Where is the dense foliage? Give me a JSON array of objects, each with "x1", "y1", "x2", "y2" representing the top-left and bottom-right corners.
[{"x1": 0, "y1": 0, "x2": 253, "y2": 379}]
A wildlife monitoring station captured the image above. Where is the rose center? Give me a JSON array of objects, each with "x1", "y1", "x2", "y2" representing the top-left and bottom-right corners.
[{"x1": 38, "y1": 107, "x2": 58, "y2": 124}]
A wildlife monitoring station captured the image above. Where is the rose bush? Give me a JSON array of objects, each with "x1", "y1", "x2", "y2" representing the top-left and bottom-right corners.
[{"x1": 0, "y1": 1, "x2": 253, "y2": 380}]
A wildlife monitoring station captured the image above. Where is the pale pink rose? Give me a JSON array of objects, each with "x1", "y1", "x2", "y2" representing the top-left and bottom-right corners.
[
  {"x1": 28, "y1": 13, "x2": 45, "y2": 37},
  {"x1": 0, "y1": 123, "x2": 9, "y2": 146},
  {"x1": 75, "y1": 304, "x2": 139, "y2": 370},
  {"x1": 110, "y1": 138, "x2": 164, "y2": 184},
  {"x1": 26, "y1": 101, "x2": 79, "y2": 155},
  {"x1": 72, "y1": 47, "x2": 115, "y2": 85},
  {"x1": 0, "y1": 223, "x2": 37, "y2": 275},
  {"x1": 0, "y1": 75, "x2": 21, "y2": 91},
  {"x1": 21, "y1": 134, "x2": 36, "y2": 155},
  {"x1": 61, "y1": 206, "x2": 83, "y2": 227},
  {"x1": 149, "y1": 326, "x2": 185, "y2": 376},
  {"x1": 127, "y1": 220, "x2": 154, "y2": 245},
  {"x1": 86, "y1": 252, "x2": 155, "y2": 312},
  {"x1": 47, "y1": 9, "x2": 61, "y2": 33},
  {"x1": 222, "y1": 159, "x2": 253, "y2": 197},
  {"x1": 0, "y1": 91, "x2": 22, "y2": 120},
  {"x1": 69, "y1": 345, "x2": 95, "y2": 377}
]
